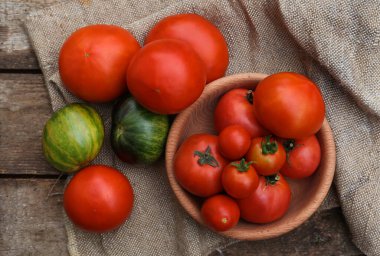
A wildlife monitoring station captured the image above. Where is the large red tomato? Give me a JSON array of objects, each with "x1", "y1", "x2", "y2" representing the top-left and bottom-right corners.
[
  {"x1": 201, "y1": 195, "x2": 240, "y2": 232},
  {"x1": 174, "y1": 134, "x2": 228, "y2": 197},
  {"x1": 63, "y1": 165, "x2": 134, "y2": 233},
  {"x1": 127, "y1": 39, "x2": 206, "y2": 114},
  {"x1": 253, "y1": 72, "x2": 325, "y2": 139},
  {"x1": 245, "y1": 136, "x2": 286, "y2": 176},
  {"x1": 238, "y1": 174, "x2": 291, "y2": 224},
  {"x1": 145, "y1": 13, "x2": 229, "y2": 83},
  {"x1": 214, "y1": 88, "x2": 269, "y2": 138},
  {"x1": 280, "y1": 135, "x2": 321, "y2": 179},
  {"x1": 59, "y1": 24, "x2": 140, "y2": 102}
]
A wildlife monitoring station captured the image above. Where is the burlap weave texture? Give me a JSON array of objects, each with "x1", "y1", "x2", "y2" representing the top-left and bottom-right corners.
[{"x1": 25, "y1": 0, "x2": 380, "y2": 255}]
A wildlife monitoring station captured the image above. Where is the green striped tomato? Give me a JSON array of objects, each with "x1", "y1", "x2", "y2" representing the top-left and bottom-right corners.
[{"x1": 42, "y1": 103, "x2": 104, "y2": 173}]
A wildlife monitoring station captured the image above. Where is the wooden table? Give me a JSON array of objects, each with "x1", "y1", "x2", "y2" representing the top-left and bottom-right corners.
[{"x1": 0, "y1": 1, "x2": 364, "y2": 255}]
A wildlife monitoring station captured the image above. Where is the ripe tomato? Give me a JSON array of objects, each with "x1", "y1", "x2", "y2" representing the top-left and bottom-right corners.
[
  {"x1": 59, "y1": 24, "x2": 140, "y2": 102},
  {"x1": 201, "y1": 194, "x2": 240, "y2": 231},
  {"x1": 253, "y1": 72, "x2": 325, "y2": 139},
  {"x1": 145, "y1": 13, "x2": 229, "y2": 83},
  {"x1": 222, "y1": 159, "x2": 259, "y2": 199},
  {"x1": 238, "y1": 174, "x2": 291, "y2": 224},
  {"x1": 218, "y1": 124, "x2": 251, "y2": 160},
  {"x1": 127, "y1": 39, "x2": 206, "y2": 114},
  {"x1": 63, "y1": 165, "x2": 134, "y2": 233},
  {"x1": 174, "y1": 134, "x2": 228, "y2": 197},
  {"x1": 280, "y1": 135, "x2": 321, "y2": 179},
  {"x1": 214, "y1": 88, "x2": 269, "y2": 138},
  {"x1": 245, "y1": 136, "x2": 286, "y2": 176}
]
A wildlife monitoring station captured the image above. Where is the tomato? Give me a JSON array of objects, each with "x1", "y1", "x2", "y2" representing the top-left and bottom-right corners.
[
  {"x1": 218, "y1": 124, "x2": 251, "y2": 160},
  {"x1": 214, "y1": 88, "x2": 269, "y2": 138},
  {"x1": 201, "y1": 195, "x2": 240, "y2": 231},
  {"x1": 222, "y1": 159, "x2": 259, "y2": 199},
  {"x1": 127, "y1": 39, "x2": 206, "y2": 114},
  {"x1": 63, "y1": 165, "x2": 134, "y2": 233},
  {"x1": 280, "y1": 135, "x2": 321, "y2": 179},
  {"x1": 145, "y1": 13, "x2": 229, "y2": 83},
  {"x1": 253, "y1": 72, "x2": 325, "y2": 139},
  {"x1": 59, "y1": 24, "x2": 140, "y2": 102},
  {"x1": 238, "y1": 174, "x2": 291, "y2": 224},
  {"x1": 245, "y1": 136, "x2": 286, "y2": 176},
  {"x1": 174, "y1": 134, "x2": 228, "y2": 197}
]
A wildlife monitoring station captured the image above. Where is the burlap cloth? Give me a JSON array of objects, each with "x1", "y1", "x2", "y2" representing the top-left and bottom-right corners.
[{"x1": 24, "y1": 0, "x2": 380, "y2": 255}]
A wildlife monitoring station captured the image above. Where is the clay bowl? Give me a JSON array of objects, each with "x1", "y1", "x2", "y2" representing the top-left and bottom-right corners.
[{"x1": 165, "y1": 73, "x2": 336, "y2": 240}]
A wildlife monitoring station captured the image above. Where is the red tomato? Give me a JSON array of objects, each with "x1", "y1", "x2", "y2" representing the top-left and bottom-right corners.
[
  {"x1": 145, "y1": 13, "x2": 229, "y2": 83},
  {"x1": 59, "y1": 24, "x2": 140, "y2": 102},
  {"x1": 245, "y1": 136, "x2": 286, "y2": 176},
  {"x1": 218, "y1": 124, "x2": 251, "y2": 160},
  {"x1": 254, "y1": 72, "x2": 325, "y2": 139},
  {"x1": 222, "y1": 159, "x2": 259, "y2": 199},
  {"x1": 201, "y1": 195, "x2": 240, "y2": 231},
  {"x1": 280, "y1": 135, "x2": 321, "y2": 179},
  {"x1": 63, "y1": 165, "x2": 134, "y2": 233},
  {"x1": 174, "y1": 134, "x2": 228, "y2": 197},
  {"x1": 214, "y1": 88, "x2": 269, "y2": 138},
  {"x1": 238, "y1": 174, "x2": 291, "y2": 224},
  {"x1": 127, "y1": 39, "x2": 206, "y2": 114}
]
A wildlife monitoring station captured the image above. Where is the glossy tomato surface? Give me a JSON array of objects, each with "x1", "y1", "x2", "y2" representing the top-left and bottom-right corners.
[
  {"x1": 218, "y1": 124, "x2": 251, "y2": 160},
  {"x1": 238, "y1": 174, "x2": 291, "y2": 224},
  {"x1": 63, "y1": 165, "x2": 134, "y2": 233},
  {"x1": 59, "y1": 24, "x2": 140, "y2": 102},
  {"x1": 214, "y1": 88, "x2": 269, "y2": 138},
  {"x1": 280, "y1": 135, "x2": 321, "y2": 179},
  {"x1": 201, "y1": 194, "x2": 240, "y2": 232},
  {"x1": 174, "y1": 134, "x2": 228, "y2": 197},
  {"x1": 245, "y1": 136, "x2": 286, "y2": 176},
  {"x1": 145, "y1": 13, "x2": 229, "y2": 83},
  {"x1": 127, "y1": 39, "x2": 206, "y2": 114},
  {"x1": 222, "y1": 159, "x2": 259, "y2": 199},
  {"x1": 253, "y1": 72, "x2": 325, "y2": 139}
]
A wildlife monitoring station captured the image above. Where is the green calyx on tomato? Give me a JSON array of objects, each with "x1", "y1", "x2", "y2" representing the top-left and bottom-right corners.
[
  {"x1": 194, "y1": 146, "x2": 219, "y2": 167},
  {"x1": 231, "y1": 158, "x2": 253, "y2": 172},
  {"x1": 261, "y1": 135, "x2": 278, "y2": 155},
  {"x1": 246, "y1": 90, "x2": 254, "y2": 104},
  {"x1": 265, "y1": 174, "x2": 281, "y2": 185}
]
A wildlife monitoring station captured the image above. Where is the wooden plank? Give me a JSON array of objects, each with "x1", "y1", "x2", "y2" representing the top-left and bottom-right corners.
[
  {"x1": 0, "y1": 178, "x2": 360, "y2": 256},
  {"x1": 0, "y1": 73, "x2": 57, "y2": 175},
  {"x1": 0, "y1": 178, "x2": 68, "y2": 256},
  {"x1": 0, "y1": 0, "x2": 69, "y2": 69}
]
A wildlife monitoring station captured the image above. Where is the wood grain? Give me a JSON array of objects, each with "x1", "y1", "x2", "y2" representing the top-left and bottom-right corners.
[
  {"x1": 0, "y1": 178, "x2": 68, "y2": 256},
  {"x1": 0, "y1": 73, "x2": 57, "y2": 175},
  {"x1": 0, "y1": 0, "x2": 70, "y2": 70}
]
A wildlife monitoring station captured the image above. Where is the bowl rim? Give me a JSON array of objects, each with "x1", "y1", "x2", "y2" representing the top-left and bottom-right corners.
[{"x1": 165, "y1": 72, "x2": 336, "y2": 240}]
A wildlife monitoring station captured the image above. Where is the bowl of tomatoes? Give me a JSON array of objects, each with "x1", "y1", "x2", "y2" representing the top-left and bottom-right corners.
[{"x1": 165, "y1": 72, "x2": 336, "y2": 240}]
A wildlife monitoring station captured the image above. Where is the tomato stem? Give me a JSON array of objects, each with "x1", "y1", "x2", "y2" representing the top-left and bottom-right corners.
[
  {"x1": 246, "y1": 90, "x2": 254, "y2": 104},
  {"x1": 265, "y1": 174, "x2": 280, "y2": 185},
  {"x1": 261, "y1": 135, "x2": 278, "y2": 155},
  {"x1": 231, "y1": 158, "x2": 253, "y2": 172},
  {"x1": 194, "y1": 146, "x2": 219, "y2": 168}
]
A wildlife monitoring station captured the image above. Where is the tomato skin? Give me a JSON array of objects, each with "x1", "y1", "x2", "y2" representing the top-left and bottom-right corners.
[
  {"x1": 253, "y1": 72, "x2": 325, "y2": 139},
  {"x1": 218, "y1": 125, "x2": 251, "y2": 160},
  {"x1": 222, "y1": 159, "x2": 259, "y2": 199},
  {"x1": 280, "y1": 135, "x2": 321, "y2": 179},
  {"x1": 201, "y1": 195, "x2": 240, "y2": 231},
  {"x1": 127, "y1": 39, "x2": 206, "y2": 114},
  {"x1": 245, "y1": 136, "x2": 286, "y2": 176},
  {"x1": 174, "y1": 134, "x2": 228, "y2": 197},
  {"x1": 214, "y1": 88, "x2": 269, "y2": 138},
  {"x1": 59, "y1": 24, "x2": 140, "y2": 102},
  {"x1": 238, "y1": 174, "x2": 291, "y2": 224},
  {"x1": 63, "y1": 165, "x2": 134, "y2": 233},
  {"x1": 145, "y1": 13, "x2": 229, "y2": 83}
]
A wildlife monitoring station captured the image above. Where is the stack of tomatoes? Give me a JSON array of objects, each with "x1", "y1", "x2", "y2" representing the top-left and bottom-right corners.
[{"x1": 174, "y1": 72, "x2": 325, "y2": 231}]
